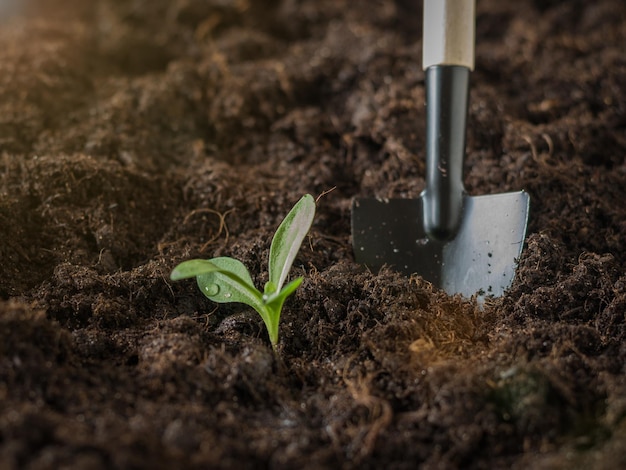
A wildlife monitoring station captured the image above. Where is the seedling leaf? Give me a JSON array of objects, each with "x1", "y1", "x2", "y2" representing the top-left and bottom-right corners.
[
  {"x1": 195, "y1": 258, "x2": 264, "y2": 309},
  {"x1": 268, "y1": 194, "x2": 315, "y2": 292},
  {"x1": 264, "y1": 277, "x2": 303, "y2": 310},
  {"x1": 170, "y1": 259, "x2": 227, "y2": 280},
  {"x1": 197, "y1": 257, "x2": 255, "y2": 289}
]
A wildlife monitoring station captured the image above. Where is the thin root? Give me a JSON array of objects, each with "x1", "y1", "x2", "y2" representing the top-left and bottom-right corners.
[
  {"x1": 341, "y1": 357, "x2": 393, "y2": 462},
  {"x1": 524, "y1": 133, "x2": 558, "y2": 168},
  {"x1": 182, "y1": 207, "x2": 234, "y2": 252},
  {"x1": 191, "y1": 305, "x2": 219, "y2": 328}
]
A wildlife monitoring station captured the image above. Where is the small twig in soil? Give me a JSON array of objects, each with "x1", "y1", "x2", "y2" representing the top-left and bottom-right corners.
[{"x1": 315, "y1": 186, "x2": 336, "y2": 203}]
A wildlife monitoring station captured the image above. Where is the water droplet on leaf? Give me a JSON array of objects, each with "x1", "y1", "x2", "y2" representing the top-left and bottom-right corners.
[{"x1": 204, "y1": 284, "x2": 219, "y2": 296}]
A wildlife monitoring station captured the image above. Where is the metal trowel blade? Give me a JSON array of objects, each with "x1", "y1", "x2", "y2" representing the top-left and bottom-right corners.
[{"x1": 351, "y1": 191, "x2": 530, "y2": 298}]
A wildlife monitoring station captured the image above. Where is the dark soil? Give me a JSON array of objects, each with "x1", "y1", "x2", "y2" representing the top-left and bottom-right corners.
[{"x1": 2, "y1": 0, "x2": 626, "y2": 468}]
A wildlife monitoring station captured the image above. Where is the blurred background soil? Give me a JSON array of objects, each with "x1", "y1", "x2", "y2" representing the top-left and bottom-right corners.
[{"x1": 1, "y1": 0, "x2": 626, "y2": 468}]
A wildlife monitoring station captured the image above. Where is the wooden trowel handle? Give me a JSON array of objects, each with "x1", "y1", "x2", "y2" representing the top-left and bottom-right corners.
[
  {"x1": 423, "y1": 0, "x2": 475, "y2": 70},
  {"x1": 421, "y1": 0, "x2": 475, "y2": 241}
]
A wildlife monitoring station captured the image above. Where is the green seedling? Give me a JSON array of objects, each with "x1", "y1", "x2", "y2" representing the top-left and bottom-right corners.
[{"x1": 170, "y1": 194, "x2": 316, "y2": 350}]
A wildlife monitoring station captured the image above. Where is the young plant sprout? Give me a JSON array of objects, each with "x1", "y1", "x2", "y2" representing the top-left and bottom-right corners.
[{"x1": 170, "y1": 194, "x2": 316, "y2": 350}]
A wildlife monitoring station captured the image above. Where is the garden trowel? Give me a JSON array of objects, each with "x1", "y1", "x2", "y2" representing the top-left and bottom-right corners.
[{"x1": 351, "y1": 0, "x2": 529, "y2": 298}]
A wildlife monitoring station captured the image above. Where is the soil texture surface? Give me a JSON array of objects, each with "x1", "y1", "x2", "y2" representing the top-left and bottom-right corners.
[{"x1": 2, "y1": 0, "x2": 626, "y2": 468}]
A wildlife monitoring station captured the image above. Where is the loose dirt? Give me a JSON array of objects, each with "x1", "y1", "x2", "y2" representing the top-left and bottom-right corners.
[{"x1": 1, "y1": 0, "x2": 626, "y2": 468}]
